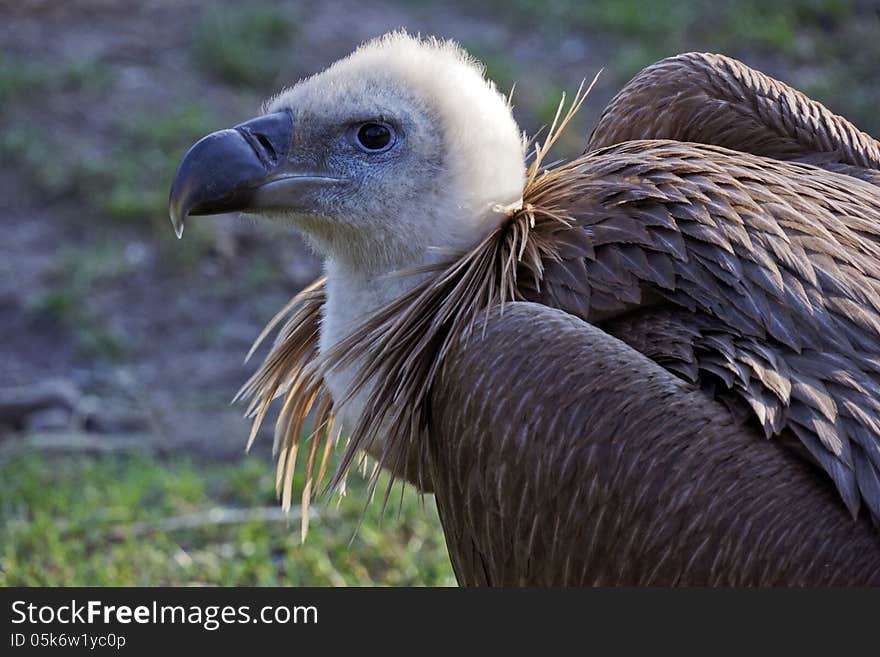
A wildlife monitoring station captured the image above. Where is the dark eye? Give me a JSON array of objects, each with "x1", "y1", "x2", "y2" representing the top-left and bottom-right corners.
[{"x1": 356, "y1": 122, "x2": 394, "y2": 152}]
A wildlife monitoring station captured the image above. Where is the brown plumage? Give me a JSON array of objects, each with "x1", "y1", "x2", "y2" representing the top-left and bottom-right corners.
[
  {"x1": 521, "y1": 141, "x2": 880, "y2": 521},
  {"x1": 589, "y1": 52, "x2": 880, "y2": 171},
  {"x1": 179, "y1": 47, "x2": 880, "y2": 584},
  {"x1": 432, "y1": 303, "x2": 880, "y2": 585}
]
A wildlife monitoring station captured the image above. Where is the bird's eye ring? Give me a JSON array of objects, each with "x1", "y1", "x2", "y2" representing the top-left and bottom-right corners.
[{"x1": 355, "y1": 122, "x2": 395, "y2": 152}]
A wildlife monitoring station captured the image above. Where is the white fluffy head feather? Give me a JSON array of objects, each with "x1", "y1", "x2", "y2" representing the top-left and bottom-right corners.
[{"x1": 265, "y1": 32, "x2": 527, "y2": 273}]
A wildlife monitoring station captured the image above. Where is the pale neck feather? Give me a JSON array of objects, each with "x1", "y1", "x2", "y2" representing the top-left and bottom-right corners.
[{"x1": 318, "y1": 205, "x2": 508, "y2": 428}]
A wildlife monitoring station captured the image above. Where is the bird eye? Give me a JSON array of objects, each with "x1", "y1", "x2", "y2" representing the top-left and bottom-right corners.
[{"x1": 355, "y1": 122, "x2": 394, "y2": 152}]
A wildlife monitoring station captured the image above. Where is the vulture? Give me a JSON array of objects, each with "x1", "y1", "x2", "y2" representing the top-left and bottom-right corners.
[{"x1": 169, "y1": 33, "x2": 880, "y2": 585}]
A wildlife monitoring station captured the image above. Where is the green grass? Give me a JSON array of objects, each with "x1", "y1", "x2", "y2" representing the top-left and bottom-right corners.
[
  {"x1": 490, "y1": 0, "x2": 857, "y2": 52},
  {"x1": 0, "y1": 50, "x2": 207, "y2": 228},
  {"x1": 31, "y1": 288, "x2": 127, "y2": 361},
  {"x1": 463, "y1": 0, "x2": 880, "y2": 138},
  {"x1": 54, "y1": 240, "x2": 135, "y2": 289},
  {"x1": 101, "y1": 104, "x2": 218, "y2": 223},
  {"x1": 1, "y1": 103, "x2": 217, "y2": 229},
  {"x1": 0, "y1": 60, "x2": 50, "y2": 104},
  {"x1": 28, "y1": 241, "x2": 136, "y2": 360},
  {"x1": 192, "y1": 6, "x2": 297, "y2": 88},
  {"x1": 0, "y1": 450, "x2": 455, "y2": 586},
  {"x1": 0, "y1": 56, "x2": 112, "y2": 105},
  {"x1": 0, "y1": 126, "x2": 92, "y2": 199},
  {"x1": 59, "y1": 59, "x2": 114, "y2": 93}
]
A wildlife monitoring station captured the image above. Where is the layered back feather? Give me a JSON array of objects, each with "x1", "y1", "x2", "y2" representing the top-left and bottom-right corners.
[
  {"x1": 589, "y1": 52, "x2": 880, "y2": 170},
  {"x1": 522, "y1": 142, "x2": 880, "y2": 522}
]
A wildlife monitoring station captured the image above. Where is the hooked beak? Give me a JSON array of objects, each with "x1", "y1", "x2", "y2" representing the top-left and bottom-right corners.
[{"x1": 168, "y1": 110, "x2": 339, "y2": 238}]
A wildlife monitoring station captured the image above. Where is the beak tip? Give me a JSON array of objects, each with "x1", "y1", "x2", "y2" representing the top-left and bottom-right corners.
[{"x1": 169, "y1": 210, "x2": 186, "y2": 239}]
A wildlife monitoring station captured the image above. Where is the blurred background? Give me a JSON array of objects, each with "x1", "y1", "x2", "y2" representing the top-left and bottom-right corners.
[{"x1": 2, "y1": 0, "x2": 878, "y2": 586}]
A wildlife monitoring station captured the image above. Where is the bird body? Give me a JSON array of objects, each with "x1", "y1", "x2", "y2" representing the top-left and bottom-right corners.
[
  {"x1": 169, "y1": 33, "x2": 880, "y2": 585},
  {"x1": 433, "y1": 303, "x2": 880, "y2": 585}
]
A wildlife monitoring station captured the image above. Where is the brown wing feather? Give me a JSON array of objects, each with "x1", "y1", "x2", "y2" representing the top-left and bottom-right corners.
[
  {"x1": 524, "y1": 141, "x2": 880, "y2": 521},
  {"x1": 588, "y1": 52, "x2": 880, "y2": 171},
  {"x1": 431, "y1": 303, "x2": 880, "y2": 585}
]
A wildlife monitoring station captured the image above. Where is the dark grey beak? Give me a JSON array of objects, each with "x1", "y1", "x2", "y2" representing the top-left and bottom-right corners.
[{"x1": 168, "y1": 111, "x2": 294, "y2": 238}]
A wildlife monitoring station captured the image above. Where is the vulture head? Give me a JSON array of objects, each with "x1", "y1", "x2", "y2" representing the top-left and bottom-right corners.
[{"x1": 170, "y1": 33, "x2": 525, "y2": 275}]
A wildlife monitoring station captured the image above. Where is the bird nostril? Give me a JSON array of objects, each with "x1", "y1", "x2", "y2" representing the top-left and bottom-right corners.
[
  {"x1": 255, "y1": 133, "x2": 277, "y2": 165},
  {"x1": 233, "y1": 111, "x2": 291, "y2": 168}
]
